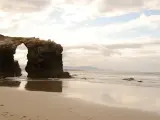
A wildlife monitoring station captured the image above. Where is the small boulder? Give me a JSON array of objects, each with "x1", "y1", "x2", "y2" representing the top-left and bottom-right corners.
[
  {"x1": 81, "y1": 77, "x2": 87, "y2": 80},
  {"x1": 56, "y1": 72, "x2": 71, "y2": 78},
  {"x1": 72, "y1": 74, "x2": 78, "y2": 77},
  {"x1": 123, "y1": 77, "x2": 135, "y2": 81}
]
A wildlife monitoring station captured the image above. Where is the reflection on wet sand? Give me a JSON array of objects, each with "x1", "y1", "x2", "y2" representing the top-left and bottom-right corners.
[
  {"x1": 1, "y1": 79, "x2": 160, "y2": 113},
  {"x1": 0, "y1": 80, "x2": 62, "y2": 92},
  {"x1": 0, "y1": 80, "x2": 21, "y2": 87},
  {"x1": 25, "y1": 80, "x2": 62, "y2": 92}
]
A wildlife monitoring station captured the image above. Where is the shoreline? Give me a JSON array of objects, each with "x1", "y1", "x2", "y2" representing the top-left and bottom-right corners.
[
  {"x1": 1, "y1": 80, "x2": 160, "y2": 114},
  {"x1": 0, "y1": 87, "x2": 160, "y2": 120}
]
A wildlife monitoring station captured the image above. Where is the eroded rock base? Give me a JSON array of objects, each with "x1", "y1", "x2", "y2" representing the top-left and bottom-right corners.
[{"x1": 0, "y1": 49, "x2": 21, "y2": 77}]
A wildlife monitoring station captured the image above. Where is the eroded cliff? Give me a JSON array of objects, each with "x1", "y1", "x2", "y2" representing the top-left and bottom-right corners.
[{"x1": 0, "y1": 34, "x2": 71, "y2": 78}]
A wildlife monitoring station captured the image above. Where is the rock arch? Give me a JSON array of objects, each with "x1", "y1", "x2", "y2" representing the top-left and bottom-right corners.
[{"x1": 0, "y1": 34, "x2": 71, "y2": 78}]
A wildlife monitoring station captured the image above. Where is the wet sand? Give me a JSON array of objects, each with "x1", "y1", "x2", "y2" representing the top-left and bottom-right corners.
[{"x1": 0, "y1": 87, "x2": 160, "y2": 120}]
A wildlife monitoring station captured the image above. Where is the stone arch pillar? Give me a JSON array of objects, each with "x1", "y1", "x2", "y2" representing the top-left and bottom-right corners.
[
  {"x1": 0, "y1": 43, "x2": 21, "y2": 77},
  {"x1": 24, "y1": 39, "x2": 64, "y2": 78}
]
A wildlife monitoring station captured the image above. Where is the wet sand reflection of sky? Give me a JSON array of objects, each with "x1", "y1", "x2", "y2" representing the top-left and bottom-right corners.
[{"x1": 1, "y1": 79, "x2": 160, "y2": 114}]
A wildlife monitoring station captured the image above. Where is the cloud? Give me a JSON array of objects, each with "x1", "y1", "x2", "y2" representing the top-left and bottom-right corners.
[
  {"x1": 62, "y1": 37, "x2": 160, "y2": 72},
  {"x1": 0, "y1": 0, "x2": 160, "y2": 72},
  {"x1": 57, "y1": 13, "x2": 160, "y2": 45},
  {"x1": 0, "y1": 0, "x2": 51, "y2": 12},
  {"x1": 105, "y1": 40, "x2": 160, "y2": 50},
  {"x1": 63, "y1": 38, "x2": 160, "y2": 56},
  {"x1": 0, "y1": 1, "x2": 159, "y2": 38},
  {"x1": 100, "y1": 13, "x2": 160, "y2": 36},
  {"x1": 93, "y1": 0, "x2": 143, "y2": 14},
  {"x1": 64, "y1": 44, "x2": 121, "y2": 56},
  {"x1": 92, "y1": 0, "x2": 158, "y2": 13},
  {"x1": 56, "y1": 0, "x2": 160, "y2": 17}
]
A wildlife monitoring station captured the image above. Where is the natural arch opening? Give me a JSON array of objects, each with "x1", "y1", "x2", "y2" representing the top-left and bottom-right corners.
[{"x1": 14, "y1": 43, "x2": 28, "y2": 77}]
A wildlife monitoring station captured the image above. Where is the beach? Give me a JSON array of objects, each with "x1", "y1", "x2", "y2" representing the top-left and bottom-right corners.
[
  {"x1": 0, "y1": 86, "x2": 160, "y2": 120},
  {"x1": 0, "y1": 0, "x2": 159, "y2": 119}
]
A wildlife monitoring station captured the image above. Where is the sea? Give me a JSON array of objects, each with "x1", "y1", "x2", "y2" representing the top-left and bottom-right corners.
[
  {"x1": 68, "y1": 70, "x2": 160, "y2": 88},
  {"x1": 1, "y1": 70, "x2": 160, "y2": 114}
]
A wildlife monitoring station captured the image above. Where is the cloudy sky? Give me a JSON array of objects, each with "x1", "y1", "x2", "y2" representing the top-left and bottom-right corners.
[{"x1": 1, "y1": 0, "x2": 160, "y2": 72}]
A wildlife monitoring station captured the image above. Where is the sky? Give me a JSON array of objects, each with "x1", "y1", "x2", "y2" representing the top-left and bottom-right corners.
[{"x1": 1, "y1": 0, "x2": 160, "y2": 72}]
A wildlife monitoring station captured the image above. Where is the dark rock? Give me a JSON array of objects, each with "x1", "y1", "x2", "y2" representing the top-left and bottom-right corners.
[
  {"x1": 53, "y1": 72, "x2": 72, "y2": 78},
  {"x1": 13, "y1": 60, "x2": 22, "y2": 77},
  {"x1": 0, "y1": 49, "x2": 21, "y2": 77},
  {"x1": 25, "y1": 44, "x2": 63, "y2": 78},
  {"x1": 0, "y1": 73, "x2": 5, "y2": 79},
  {"x1": 81, "y1": 77, "x2": 87, "y2": 80},
  {"x1": 122, "y1": 77, "x2": 135, "y2": 81},
  {"x1": 0, "y1": 34, "x2": 71, "y2": 79},
  {"x1": 138, "y1": 81, "x2": 143, "y2": 82},
  {"x1": 0, "y1": 34, "x2": 5, "y2": 41},
  {"x1": 72, "y1": 74, "x2": 78, "y2": 77}
]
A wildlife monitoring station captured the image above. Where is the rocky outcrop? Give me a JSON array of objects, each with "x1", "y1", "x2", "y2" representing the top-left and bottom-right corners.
[
  {"x1": 122, "y1": 77, "x2": 135, "y2": 81},
  {"x1": 24, "y1": 38, "x2": 64, "y2": 78},
  {"x1": 0, "y1": 34, "x2": 71, "y2": 78},
  {"x1": 0, "y1": 36, "x2": 21, "y2": 77}
]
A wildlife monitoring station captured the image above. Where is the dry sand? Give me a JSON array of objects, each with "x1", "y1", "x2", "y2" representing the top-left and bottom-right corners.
[{"x1": 0, "y1": 87, "x2": 160, "y2": 120}]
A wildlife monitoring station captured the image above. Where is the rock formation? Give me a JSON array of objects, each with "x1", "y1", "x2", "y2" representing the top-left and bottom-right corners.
[
  {"x1": 0, "y1": 34, "x2": 71, "y2": 78},
  {"x1": 0, "y1": 35, "x2": 21, "y2": 77},
  {"x1": 122, "y1": 77, "x2": 135, "y2": 81}
]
